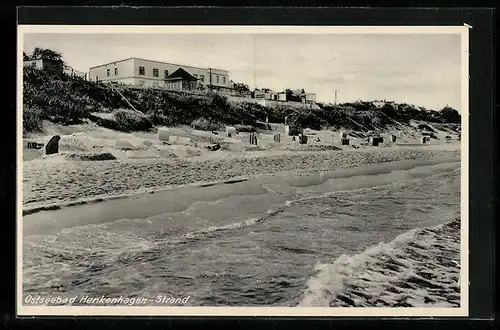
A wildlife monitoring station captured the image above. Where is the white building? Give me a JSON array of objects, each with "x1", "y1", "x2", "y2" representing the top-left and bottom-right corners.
[{"x1": 88, "y1": 57, "x2": 231, "y2": 92}]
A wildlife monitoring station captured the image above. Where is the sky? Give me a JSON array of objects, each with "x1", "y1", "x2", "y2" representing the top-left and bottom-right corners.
[{"x1": 23, "y1": 33, "x2": 462, "y2": 110}]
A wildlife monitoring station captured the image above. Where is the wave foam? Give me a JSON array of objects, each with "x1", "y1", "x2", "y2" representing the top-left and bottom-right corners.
[
  {"x1": 163, "y1": 207, "x2": 285, "y2": 246},
  {"x1": 298, "y1": 218, "x2": 461, "y2": 308}
]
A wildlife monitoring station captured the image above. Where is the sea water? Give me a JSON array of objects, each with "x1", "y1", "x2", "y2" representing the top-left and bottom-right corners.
[{"x1": 22, "y1": 159, "x2": 461, "y2": 307}]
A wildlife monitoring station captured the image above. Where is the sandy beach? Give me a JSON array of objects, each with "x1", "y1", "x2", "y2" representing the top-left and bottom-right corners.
[{"x1": 22, "y1": 138, "x2": 460, "y2": 214}]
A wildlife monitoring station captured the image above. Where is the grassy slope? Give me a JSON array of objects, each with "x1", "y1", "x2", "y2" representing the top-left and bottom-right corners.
[{"x1": 22, "y1": 67, "x2": 461, "y2": 135}]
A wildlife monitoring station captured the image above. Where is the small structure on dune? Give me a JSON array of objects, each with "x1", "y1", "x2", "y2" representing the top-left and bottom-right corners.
[
  {"x1": 421, "y1": 136, "x2": 431, "y2": 144},
  {"x1": 369, "y1": 136, "x2": 384, "y2": 146},
  {"x1": 157, "y1": 127, "x2": 170, "y2": 142},
  {"x1": 249, "y1": 133, "x2": 258, "y2": 145},
  {"x1": 44, "y1": 135, "x2": 61, "y2": 155},
  {"x1": 225, "y1": 126, "x2": 237, "y2": 138}
]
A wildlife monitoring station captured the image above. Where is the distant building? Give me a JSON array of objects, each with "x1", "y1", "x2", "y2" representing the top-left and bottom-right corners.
[
  {"x1": 277, "y1": 92, "x2": 287, "y2": 102},
  {"x1": 88, "y1": 57, "x2": 231, "y2": 93},
  {"x1": 252, "y1": 88, "x2": 279, "y2": 101},
  {"x1": 253, "y1": 89, "x2": 266, "y2": 99},
  {"x1": 23, "y1": 58, "x2": 64, "y2": 74},
  {"x1": 285, "y1": 88, "x2": 316, "y2": 104},
  {"x1": 304, "y1": 93, "x2": 316, "y2": 104},
  {"x1": 264, "y1": 89, "x2": 277, "y2": 101},
  {"x1": 232, "y1": 89, "x2": 252, "y2": 98}
]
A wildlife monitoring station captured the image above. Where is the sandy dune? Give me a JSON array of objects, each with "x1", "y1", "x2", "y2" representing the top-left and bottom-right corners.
[{"x1": 22, "y1": 122, "x2": 461, "y2": 212}]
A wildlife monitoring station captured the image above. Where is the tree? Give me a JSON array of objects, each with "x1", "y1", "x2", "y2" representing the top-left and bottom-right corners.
[
  {"x1": 30, "y1": 47, "x2": 64, "y2": 64},
  {"x1": 233, "y1": 82, "x2": 250, "y2": 93},
  {"x1": 23, "y1": 52, "x2": 29, "y2": 61},
  {"x1": 439, "y1": 106, "x2": 461, "y2": 123}
]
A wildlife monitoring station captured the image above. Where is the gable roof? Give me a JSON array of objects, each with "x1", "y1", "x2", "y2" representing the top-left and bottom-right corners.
[
  {"x1": 165, "y1": 68, "x2": 198, "y2": 82},
  {"x1": 291, "y1": 88, "x2": 305, "y2": 95}
]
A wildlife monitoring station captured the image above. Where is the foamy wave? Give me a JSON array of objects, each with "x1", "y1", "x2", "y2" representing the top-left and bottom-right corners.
[
  {"x1": 165, "y1": 208, "x2": 285, "y2": 245},
  {"x1": 183, "y1": 218, "x2": 260, "y2": 240},
  {"x1": 288, "y1": 167, "x2": 459, "y2": 208},
  {"x1": 298, "y1": 218, "x2": 461, "y2": 308}
]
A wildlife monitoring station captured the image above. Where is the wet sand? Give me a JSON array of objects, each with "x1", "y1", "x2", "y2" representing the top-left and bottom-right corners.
[
  {"x1": 22, "y1": 144, "x2": 461, "y2": 212},
  {"x1": 22, "y1": 145, "x2": 460, "y2": 214}
]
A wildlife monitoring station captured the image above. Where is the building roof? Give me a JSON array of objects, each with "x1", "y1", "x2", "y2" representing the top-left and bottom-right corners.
[
  {"x1": 165, "y1": 68, "x2": 198, "y2": 82},
  {"x1": 88, "y1": 57, "x2": 228, "y2": 73},
  {"x1": 291, "y1": 89, "x2": 305, "y2": 95}
]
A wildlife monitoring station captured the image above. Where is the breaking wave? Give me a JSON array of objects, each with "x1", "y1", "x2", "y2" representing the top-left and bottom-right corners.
[{"x1": 298, "y1": 218, "x2": 461, "y2": 308}]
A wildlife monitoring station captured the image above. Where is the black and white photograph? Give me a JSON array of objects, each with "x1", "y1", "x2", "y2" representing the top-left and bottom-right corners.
[{"x1": 18, "y1": 25, "x2": 468, "y2": 316}]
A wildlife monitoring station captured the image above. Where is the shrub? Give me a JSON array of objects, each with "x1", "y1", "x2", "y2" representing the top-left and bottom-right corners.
[
  {"x1": 147, "y1": 111, "x2": 172, "y2": 126},
  {"x1": 190, "y1": 117, "x2": 224, "y2": 131},
  {"x1": 23, "y1": 105, "x2": 43, "y2": 134},
  {"x1": 112, "y1": 108, "x2": 152, "y2": 131},
  {"x1": 23, "y1": 67, "x2": 96, "y2": 124},
  {"x1": 23, "y1": 66, "x2": 461, "y2": 132}
]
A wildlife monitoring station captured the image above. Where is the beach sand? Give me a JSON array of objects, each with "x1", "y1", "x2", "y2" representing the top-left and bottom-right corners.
[
  {"x1": 22, "y1": 146, "x2": 460, "y2": 214},
  {"x1": 22, "y1": 123, "x2": 461, "y2": 214}
]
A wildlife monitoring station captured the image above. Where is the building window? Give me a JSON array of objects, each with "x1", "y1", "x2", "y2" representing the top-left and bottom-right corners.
[
  {"x1": 164, "y1": 70, "x2": 169, "y2": 78},
  {"x1": 153, "y1": 68, "x2": 159, "y2": 77},
  {"x1": 223, "y1": 77, "x2": 226, "y2": 84},
  {"x1": 114, "y1": 68, "x2": 118, "y2": 75},
  {"x1": 200, "y1": 75, "x2": 204, "y2": 82},
  {"x1": 107, "y1": 69, "x2": 110, "y2": 77},
  {"x1": 139, "y1": 66, "x2": 145, "y2": 75},
  {"x1": 216, "y1": 76, "x2": 220, "y2": 83}
]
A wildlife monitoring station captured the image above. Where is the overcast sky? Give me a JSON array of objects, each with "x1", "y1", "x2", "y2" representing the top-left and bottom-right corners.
[{"x1": 23, "y1": 33, "x2": 462, "y2": 110}]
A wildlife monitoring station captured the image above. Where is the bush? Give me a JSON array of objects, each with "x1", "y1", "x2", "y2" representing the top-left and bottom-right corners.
[
  {"x1": 23, "y1": 105, "x2": 43, "y2": 133},
  {"x1": 190, "y1": 117, "x2": 223, "y2": 131},
  {"x1": 23, "y1": 66, "x2": 461, "y2": 133},
  {"x1": 112, "y1": 108, "x2": 152, "y2": 131},
  {"x1": 23, "y1": 67, "x2": 97, "y2": 124},
  {"x1": 147, "y1": 111, "x2": 172, "y2": 126}
]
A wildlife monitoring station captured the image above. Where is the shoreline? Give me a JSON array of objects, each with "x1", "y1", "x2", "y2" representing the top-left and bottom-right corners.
[
  {"x1": 22, "y1": 145, "x2": 460, "y2": 215},
  {"x1": 23, "y1": 158, "x2": 462, "y2": 307}
]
